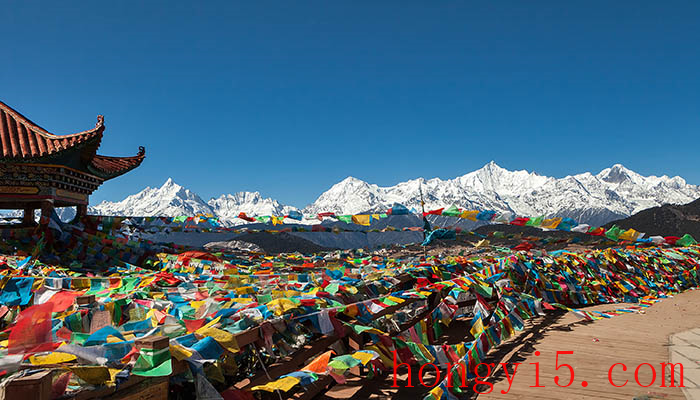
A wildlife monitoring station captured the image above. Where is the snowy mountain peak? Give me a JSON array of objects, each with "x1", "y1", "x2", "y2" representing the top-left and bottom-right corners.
[
  {"x1": 159, "y1": 178, "x2": 188, "y2": 193},
  {"x1": 480, "y1": 160, "x2": 503, "y2": 171},
  {"x1": 207, "y1": 191, "x2": 297, "y2": 224},
  {"x1": 94, "y1": 178, "x2": 214, "y2": 218},
  {"x1": 337, "y1": 176, "x2": 369, "y2": 186},
  {"x1": 304, "y1": 164, "x2": 700, "y2": 225},
  {"x1": 598, "y1": 164, "x2": 634, "y2": 184},
  {"x1": 90, "y1": 164, "x2": 700, "y2": 227}
]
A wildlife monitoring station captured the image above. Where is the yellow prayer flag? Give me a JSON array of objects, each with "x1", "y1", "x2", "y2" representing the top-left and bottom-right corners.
[
  {"x1": 71, "y1": 278, "x2": 91, "y2": 290},
  {"x1": 475, "y1": 239, "x2": 490, "y2": 248},
  {"x1": 138, "y1": 276, "x2": 156, "y2": 288},
  {"x1": 351, "y1": 214, "x2": 371, "y2": 226},
  {"x1": 429, "y1": 386, "x2": 444, "y2": 399},
  {"x1": 365, "y1": 344, "x2": 393, "y2": 367},
  {"x1": 266, "y1": 298, "x2": 298, "y2": 315},
  {"x1": 456, "y1": 343, "x2": 466, "y2": 357},
  {"x1": 170, "y1": 344, "x2": 194, "y2": 361},
  {"x1": 470, "y1": 317, "x2": 484, "y2": 337},
  {"x1": 350, "y1": 351, "x2": 375, "y2": 365},
  {"x1": 460, "y1": 210, "x2": 479, "y2": 221},
  {"x1": 107, "y1": 368, "x2": 122, "y2": 386},
  {"x1": 200, "y1": 316, "x2": 221, "y2": 330},
  {"x1": 196, "y1": 326, "x2": 239, "y2": 353},
  {"x1": 30, "y1": 352, "x2": 77, "y2": 365},
  {"x1": 69, "y1": 366, "x2": 111, "y2": 385},
  {"x1": 32, "y1": 278, "x2": 45, "y2": 291},
  {"x1": 190, "y1": 300, "x2": 205, "y2": 309},
  {"x1": 541, "y1": 217, "x2": 562, "y2": 229},
  {"x1": 251, "y1": 376, "x2": 301, "y2": 392},
  {"x1": 619, "y1": 229, "x2": 641, "y2": 241}
]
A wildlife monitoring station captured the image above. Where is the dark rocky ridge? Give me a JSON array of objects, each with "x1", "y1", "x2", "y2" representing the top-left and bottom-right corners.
[{"x1": 604, "y1": 197, "x2": 700, "y2": 238}]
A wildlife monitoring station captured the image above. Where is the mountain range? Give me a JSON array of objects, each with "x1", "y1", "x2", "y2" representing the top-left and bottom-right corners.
[{"x1": 75, "y1": 162, "x2": 700, "y2": 226}]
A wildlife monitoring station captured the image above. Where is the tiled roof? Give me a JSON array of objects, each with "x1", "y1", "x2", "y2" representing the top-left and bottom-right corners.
[
  {"x1": 0, "y1": 100, "x2": 104, "y2": 160},
  {"x1": 89, "y1": 147, "x2": 146, "y2": 178}
]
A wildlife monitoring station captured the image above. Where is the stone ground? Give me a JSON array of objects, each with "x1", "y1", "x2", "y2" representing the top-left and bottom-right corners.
[{"x1": 321, "y1": 289, "x2": 700, "y2": 399}]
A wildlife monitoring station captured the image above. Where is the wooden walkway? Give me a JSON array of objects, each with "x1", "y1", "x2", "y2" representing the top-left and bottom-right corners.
[
  {"x1": 482, "y1": 290, "x2": 700, "y2": 399},
  {"x1": 323, "y1": 290, "x2": 700, "y2": 399}
]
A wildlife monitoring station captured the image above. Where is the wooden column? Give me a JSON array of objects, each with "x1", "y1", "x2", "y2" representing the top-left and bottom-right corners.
[
  {"x1": 74, "y1": 204, "x2": 88, "y2": 223},
  {"x1": 22, "y1": 207, "x2": 36, "y2": 226},
  {"x1": 39, "y1": 200, "x2": 54, "y2": 226}
]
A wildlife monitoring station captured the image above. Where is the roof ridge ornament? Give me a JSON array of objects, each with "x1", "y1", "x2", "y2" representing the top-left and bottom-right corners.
[{"x1": 96, "y1": 115, "x2": 104, "y2": 128}]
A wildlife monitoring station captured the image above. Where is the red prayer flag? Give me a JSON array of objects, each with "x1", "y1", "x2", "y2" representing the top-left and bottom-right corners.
[
  {"x1": 46, "y1": 291, "x2": 81, "y2": 313},
  {"x1": 665, "y1": 236, "x2": 680, "y2": 245},
  {"x1": 587, "y1": 227, "x2": 606, "y2": 236},
  {"x1": 184, "y1": 319, "x2": 206, "y2": 333},
  {"x1": 510, "y1": 217, "x2": 530, "y2": 226},
  {"x1": 423, "y1": 208, "x2": 444, "y2": 216},
  {"x1": 513, "y1": 241, "x2": 535, "y2": 251},
  {"x1": 8, "y1": 302, "x2": 54, "y2": 354},
  {"x1": 237, "y1": 212, "x2": 257, "y2": 223}
]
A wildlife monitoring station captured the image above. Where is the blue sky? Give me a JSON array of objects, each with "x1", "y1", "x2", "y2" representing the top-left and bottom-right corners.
[{"x1": 2, "y1": 2, "x2": 699, "y2": 207}]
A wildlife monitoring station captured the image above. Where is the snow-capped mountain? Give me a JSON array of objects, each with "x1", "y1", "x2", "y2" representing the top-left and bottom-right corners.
[
  {"x1": 303, "y1": 162, "x2": 700, "y2": 226},
  {"x1": 90, "y1": 179, "x2": 300, "y2": 226},
  {"x1": 93, "y1": 178, "x2": 215, "y2": 217},
  {"x1": 207, "y1": 192, "x2": 297, "y2": 222},
  {"x1": 87, "y1": 163, "x2": 700, "y2": 226}
]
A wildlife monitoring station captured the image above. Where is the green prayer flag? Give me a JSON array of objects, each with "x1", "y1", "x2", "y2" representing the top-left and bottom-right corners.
[
  {"x1": 605, "y1": 225, "x2": 622, "y2": 241},
  {"x1": 337, "y1": 215, "x2": 353, "y2": 224},
  {"x1": 526, "y1": 216, "x2": 544, "y2": 226},
  {"x1": 132, "y1": 347, "x2": 172, "y2": 377},
  {"x1": 325, "y1": 283, "x2": 339, "y2": 295},
  {"x1": 676, "y1": 234, "x2": 697, "y2": 247},
  {"x1": 405, "y1": 342, "x2": 432, "y2": 364},
  {"x1": 442, "y1": 205, "x2": 461, "y2": 217}
]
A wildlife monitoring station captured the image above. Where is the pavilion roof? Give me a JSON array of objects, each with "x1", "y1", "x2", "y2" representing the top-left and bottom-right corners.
[{"x1": 0, "y1": 100, "x2": 144, "y2": 179}]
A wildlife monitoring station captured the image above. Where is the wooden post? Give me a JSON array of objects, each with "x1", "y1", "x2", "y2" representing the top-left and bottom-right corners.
[
  {"x1": 22, "y1": 207, "x2": 36, "y2": 226},
  {"x1": 347, "y1": 331, "x2": 363, "y2": 377},
  {"x1": 0, "y1": 370, "x2": 52, "y2": 400},
  {"x1": 135, "y1": 335, "x2": 170, "y2": 351},
  {"x1": 76, "y1": 204, "x2": 88, "y2": 220},
  {"x1": 76, "y1": 294, "x2": 96, "y2": 306},
  {"x1": 39, "y1": 200, "x2": 54, "y2": 226}
]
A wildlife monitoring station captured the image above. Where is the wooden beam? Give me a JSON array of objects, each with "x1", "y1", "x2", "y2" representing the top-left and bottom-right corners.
[
  {"x1": 101, "y1": 377, "x2": 169, "y2": 400},
  {"x1": 238, "y1": 334, "x2": 340, "y2": 390}
]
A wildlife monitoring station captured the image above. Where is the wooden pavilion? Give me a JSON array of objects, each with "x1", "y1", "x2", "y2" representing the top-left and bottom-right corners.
[{"x1": 0, "y1": 100, "x2": 145, "y2": 226}]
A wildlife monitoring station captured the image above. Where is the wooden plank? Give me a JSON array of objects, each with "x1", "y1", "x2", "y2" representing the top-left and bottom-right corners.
[
  {"x1": 233, "y1": 326, "x2": 261, "y2": 348},
  {"x1": 70, "y1": 376, "x2": 147, "y2": 400},
  {"x1": 101, "y1": 377, "x2": 168, "y2": 400}
]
